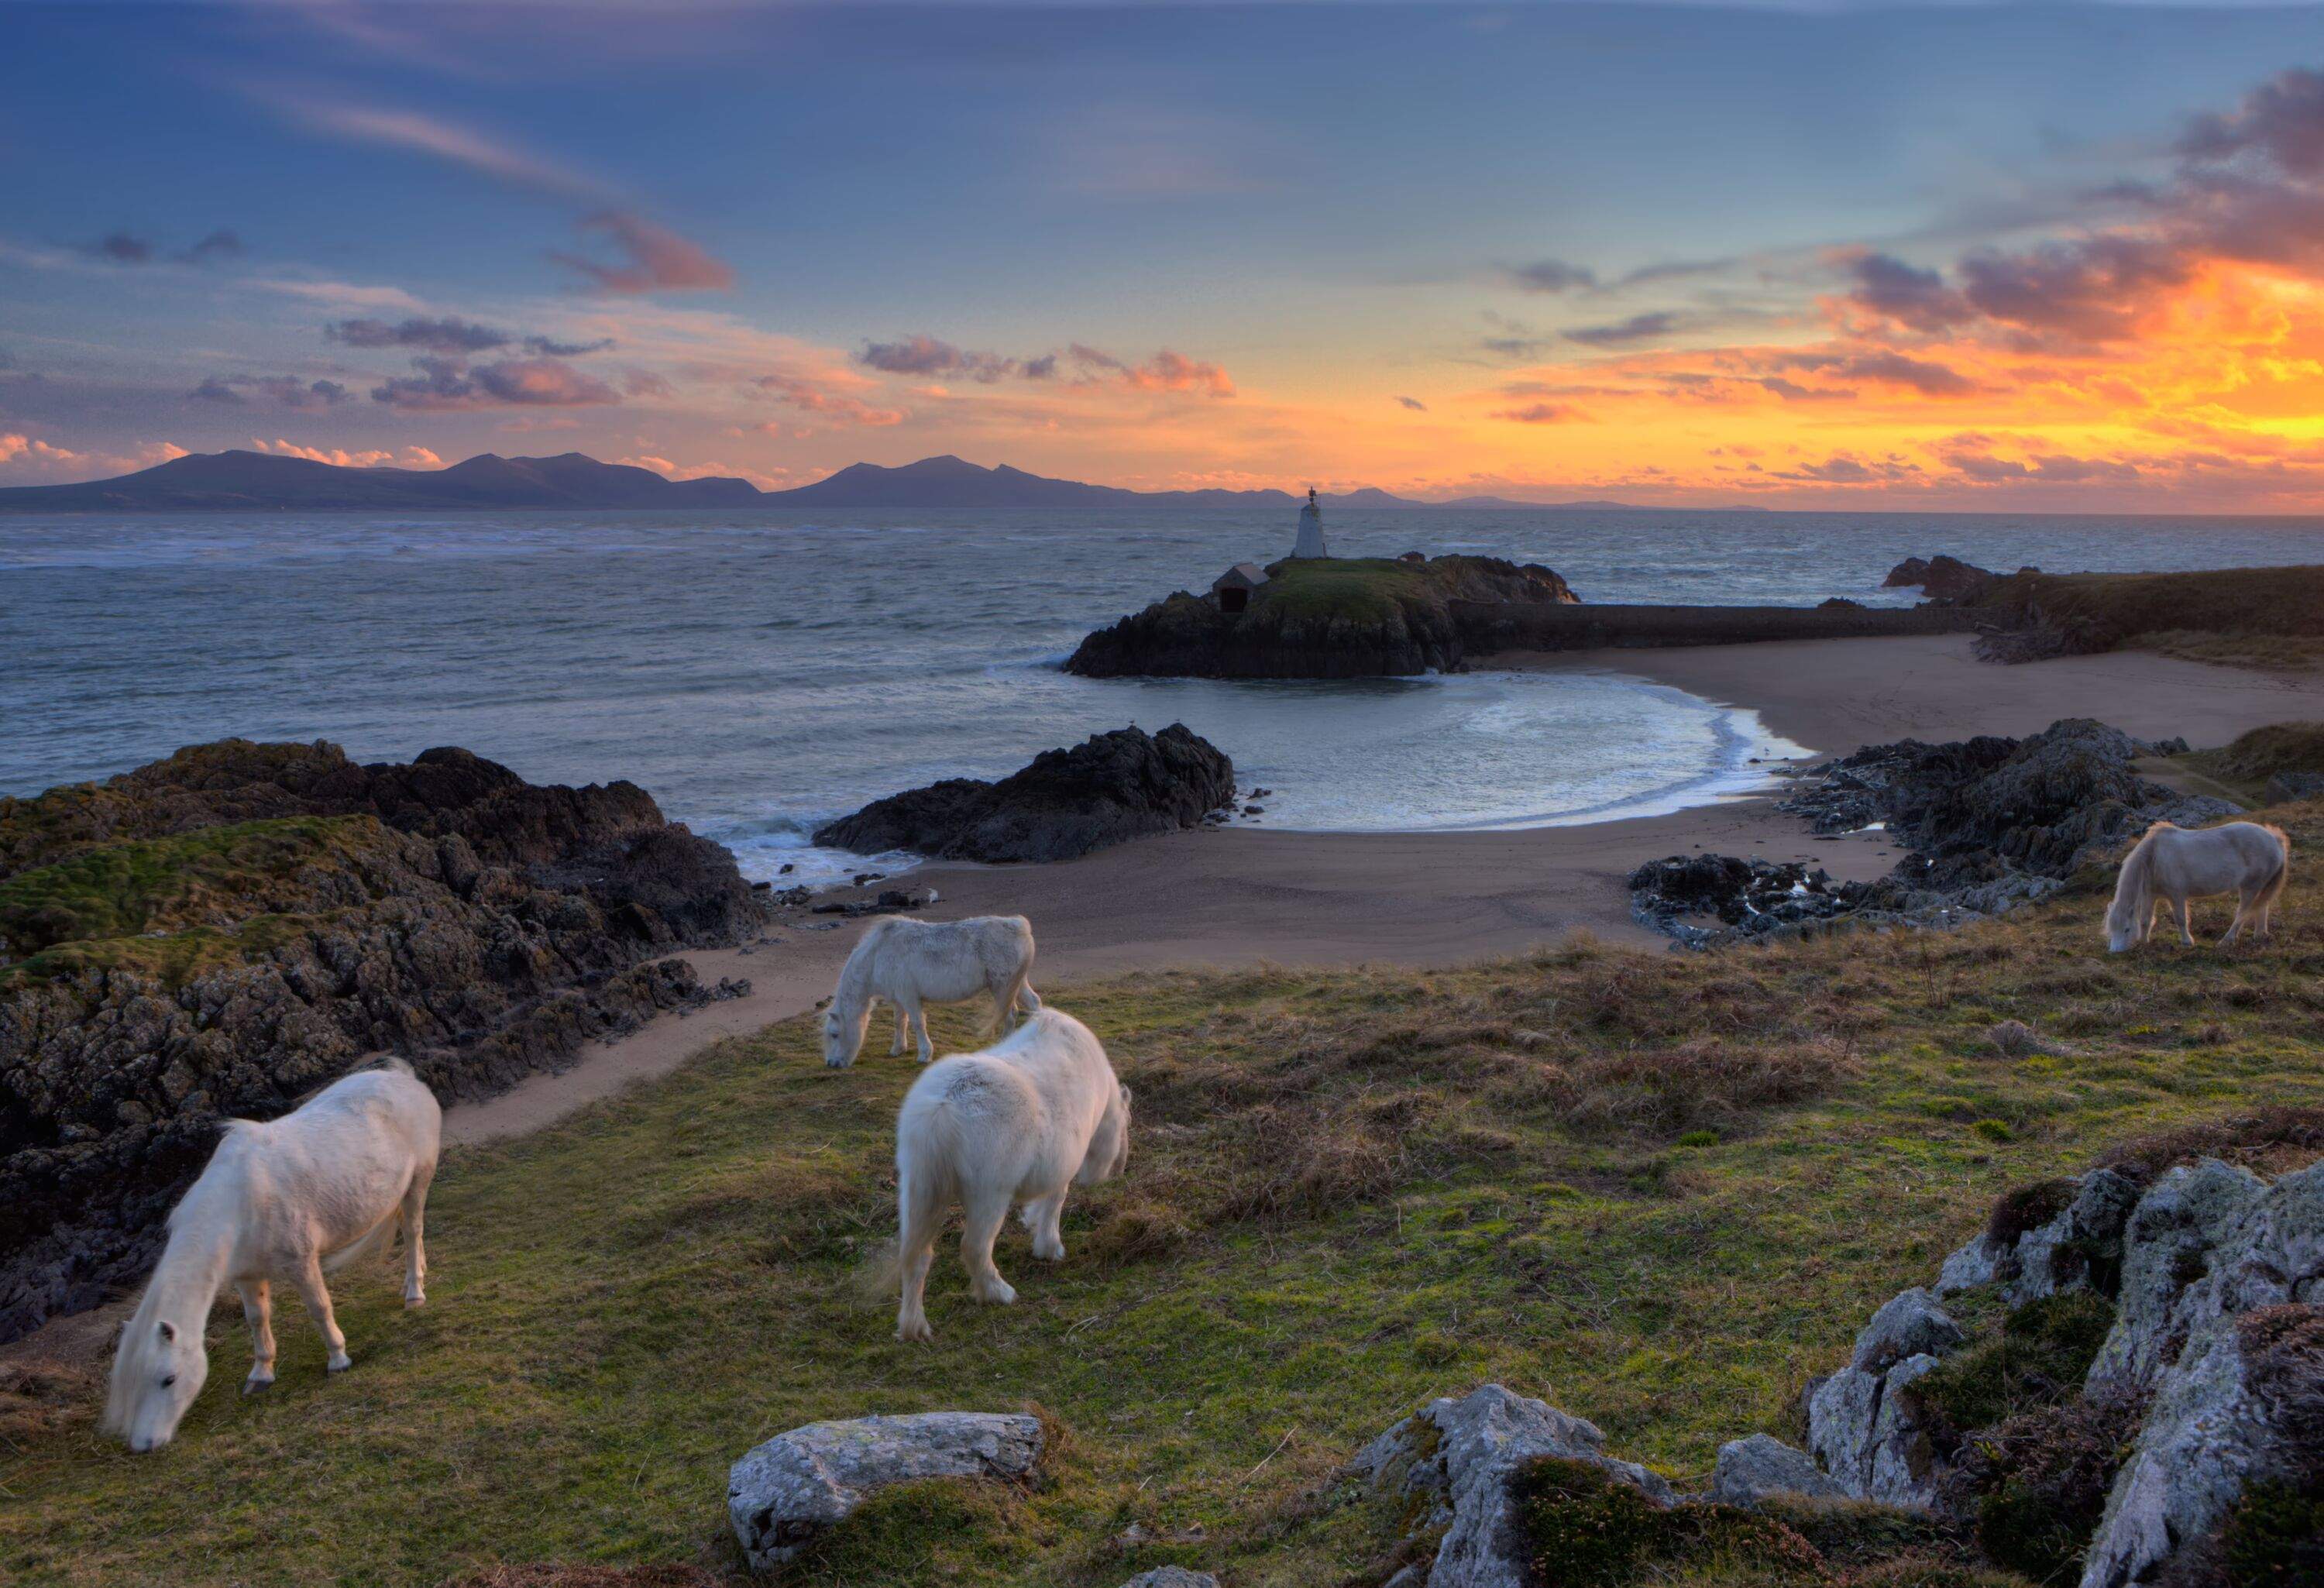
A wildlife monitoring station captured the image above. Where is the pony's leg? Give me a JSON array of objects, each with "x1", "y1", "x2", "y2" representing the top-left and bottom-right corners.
[
  {"x1": 290, "y1": 1253, "x2": 352, "y2": 1373},
  {"x1": 889, "y1": 1002, "x2": 909, "y2": 1057},
  {"x1": 907, "y1": 999, "x2": 933, "y2": 1064},
  {"x1": 401, "y1": 1170, "x2": 432, "y2": 1308},
  {"x1": 959, "y1": 1188, "x2": 1016, "y2": 1304},
  {"x1": 895, "y1": 1167, "x2": 946, "y2": 1342},
  {"x1": 2176, "y1": 896, "x2": 2195, "y2": 947},
  {"x1": 239, "y1": 1280, "x2": 277, "y2": 1394},
  {"x1": 1017, "y1": 981, "x2": 1041, "y2": 1014},
  {"x1": 1024, "y1": 1191, "x2": 1067, "y2": 1261},
  {"x1": 2222, "y1": 893, "x2": 2250, "y2": 946}
]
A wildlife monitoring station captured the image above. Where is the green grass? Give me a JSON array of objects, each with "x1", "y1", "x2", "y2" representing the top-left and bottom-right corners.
[
  {"x1": 0, "y1": 816, "x2": 384, "y2": 987},
  {"x1": 8, "y1": 809, "x2": 2324, "y2": 1586},
  {"x1": 1251, "y1": 558, "x2": 1443, "y2": 624}
]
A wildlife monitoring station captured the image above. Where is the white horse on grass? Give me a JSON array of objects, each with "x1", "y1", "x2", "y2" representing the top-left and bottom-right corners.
[
  {"x1": 2106, "y1": 820, "x2": 2290, "y2": 952},
  {"x1": 887, "y1": 1008, "x2": 1130, "y2": 1342},
  {"x1": 104, "y1": 1060, "x2": 440, "y2": 1451},
  {"x1": 822, "y1": 913, "x2": 1041, "y2": 1068}
]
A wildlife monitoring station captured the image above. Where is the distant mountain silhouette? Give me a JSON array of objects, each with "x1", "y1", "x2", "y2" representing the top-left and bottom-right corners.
[
  {"x1": 0, "y1": 448, "x2": 1454, "y2": 512},
  {"x1": 0, "y1": 449, "x2": 761, "y2": 511}
]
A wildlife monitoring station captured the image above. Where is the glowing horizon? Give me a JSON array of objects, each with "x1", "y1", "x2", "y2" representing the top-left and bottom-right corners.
[{"x1": 12, "y1": 3, "x2": 2324, "y2": 513}]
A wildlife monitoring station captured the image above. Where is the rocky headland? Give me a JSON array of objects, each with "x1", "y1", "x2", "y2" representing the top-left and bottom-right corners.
[
  {"x1": 1064, "y1": 554, "x2": 1580, "y2": 679},
  {"x1": 1631, "y1": 718, "x2": 2233, "y2": 947},
  {"x1": 0, "y1": 740, "x2": 763, "y2": 1342},
  {"x1": 813, "y1": 723, "x2": 1236, "y2": 864}
]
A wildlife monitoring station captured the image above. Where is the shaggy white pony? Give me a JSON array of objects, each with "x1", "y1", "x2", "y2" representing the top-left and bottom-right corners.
[
  {"x1": 889, "y1": 1009, "x2": 1129, "y2": 1342},
  {"x1": 2106, "y1": 820, "x2": 2290, "y2": 951},
  {"x1": 104, "y1": 1060, "x2": 440, "y2": 1451},
  {"x1": 822, "y1": 913, "x2": 1040, "y2": 1067}
]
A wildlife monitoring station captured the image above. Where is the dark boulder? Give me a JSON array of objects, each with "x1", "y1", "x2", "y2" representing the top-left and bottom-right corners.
[
  {"x1": 1884, "y1": 555, "x2": 2009, "y2": 604},
  {"x1": 815, "y1": 724, "x2": 1234, "y2": 864}
]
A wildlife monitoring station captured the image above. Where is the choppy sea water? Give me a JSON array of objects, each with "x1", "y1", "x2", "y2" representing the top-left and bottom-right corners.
[{"x1": 7, "y1": 505, "x2": 2324, "y2": 883}]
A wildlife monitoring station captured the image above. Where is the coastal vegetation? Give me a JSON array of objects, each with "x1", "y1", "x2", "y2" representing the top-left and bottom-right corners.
[
  {"x1": 8, "y1": 796, "x2": 2324, "y2": 1584},
  {"x1": 1968, "y1": 566, "x2": 2324, "y2": 669}
]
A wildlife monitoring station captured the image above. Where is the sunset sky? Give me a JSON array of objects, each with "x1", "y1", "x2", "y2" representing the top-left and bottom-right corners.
[{"x1": 10, "y1": 2, "x2": 2324, "y2": 508}]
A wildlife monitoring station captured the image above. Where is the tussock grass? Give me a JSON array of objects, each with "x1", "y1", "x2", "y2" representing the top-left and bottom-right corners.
[{"x1": 5, "y1": 807, "x2": 2324, "y2": 1586}]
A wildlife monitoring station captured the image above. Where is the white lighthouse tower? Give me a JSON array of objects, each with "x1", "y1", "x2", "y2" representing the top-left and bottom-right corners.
[{"x1": 1291, "y1": 487, "x2": 1329, "y2": 559}]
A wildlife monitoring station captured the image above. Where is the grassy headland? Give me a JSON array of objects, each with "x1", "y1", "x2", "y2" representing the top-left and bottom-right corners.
[
  {"x1": 1972, "y1": 565, "x2": 2324, "y2": 669},
  {"x1": 7, "y1": 800, "x2": 2324, "y2": 1586}
]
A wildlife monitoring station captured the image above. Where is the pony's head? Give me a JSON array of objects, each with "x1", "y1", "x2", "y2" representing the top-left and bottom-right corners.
[
  {"x1": 103, "y1": 1307, "x2": 208, "y2": 1452},
  {"x1": 822, "y1": 1000, "x2": 871, "y2": 1069},
  {"x1": 1078, "y1": 1082, "x2": 1133, "y2": 1186},
  {"x1": 2105, "y1": 827, "x2": 2163, "y2": 953}
]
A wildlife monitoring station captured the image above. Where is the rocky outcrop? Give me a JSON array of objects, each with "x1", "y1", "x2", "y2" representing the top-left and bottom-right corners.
[
  {"x1": 1065, "y1": 555, "x2": 1577, "y2": 679},
  {"x1": 1116, "y1": 1571, "x2": 1219, "y2": 1588},
  {"x1": 1883, "y1": 554, "x2": 2016, "y2": 603},
  {"x1": 1635, "y1": 719, "x2": 2240, "y2": 947},
  {"x1": 725, "y1": 1411, "x2": 1043, "y2": 1571},
  {"x1": 2267, "y1": 770, "x2": 2324, "y2": 805},
  {"x1": 1710, "y1": 1434, "x2": 1848, "y2": 1507},
  {"x1": 0, "y1": 741, "x2": 761, "y2": 1343},
  {"x1": 1807, "y1": 1291, "x2": 1967, "y2": 1511},
  {"x1": 813, "y1": 724, "x2": 1236, "y2": 864},
  {"x1": 1355, "y1": 1383, "x2": 1676, "y2": 1588}
]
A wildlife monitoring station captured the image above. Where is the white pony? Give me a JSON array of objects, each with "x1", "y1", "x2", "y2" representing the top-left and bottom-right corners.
[
  {"x1": 2106, "y1": 820, "x2": 2291, "y2": 952},
  {"x1": 104, "y1": 1060, "x2": 441, "y2": 1451},
  {"x1": 822, "y1": 913, "x2": 1041, "y2": 1068},
  {"x1": 889, "y1": 1008, "x2": 1130, "y2": 1342}
]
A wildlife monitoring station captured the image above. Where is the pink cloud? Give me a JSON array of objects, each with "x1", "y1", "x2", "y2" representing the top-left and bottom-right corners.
[
  {"x1": 552, "y1": 211, "x2": 734, "y2": 294},
  {"x1": 371, "y1": 355, "x2": 621, "y2": 410},
  {"x1": 751, "y1": 372, "x2": 906, "y2": 426},
  {"x1": 249, "y1": 438, "x2": 443, "y2": 468}
]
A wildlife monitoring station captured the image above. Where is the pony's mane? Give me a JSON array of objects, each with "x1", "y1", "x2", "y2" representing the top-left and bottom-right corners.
[{"x1": 834, "y1": 915, "x2": 913, "y2": 1006}]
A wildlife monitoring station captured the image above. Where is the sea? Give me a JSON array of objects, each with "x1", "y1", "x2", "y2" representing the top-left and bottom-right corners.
[{"x1": 7, "y1": 506, "x2": 2324, "y2": 885}]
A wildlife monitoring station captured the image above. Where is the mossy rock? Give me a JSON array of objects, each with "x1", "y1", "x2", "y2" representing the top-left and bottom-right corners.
[{"x1": 1910, "y1": 1292, "x2": 2115, "y2": 1435}]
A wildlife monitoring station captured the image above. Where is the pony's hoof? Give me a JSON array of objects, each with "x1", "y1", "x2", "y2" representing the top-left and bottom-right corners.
[
  {"x1": 243, "y1": 1373, "x2": 274, "y2": 1396},
  {"x1": 1033, "y1": 1241, "x2": 1065, "y2": 1262},
  {"x1": 975, "y1": 1280, "x2": 1017, "y2": 1305},
  {"x1": 404, "y1": 1292, "x2": 426, "y2": 1309},
  {"x1": 326, "y1": 1353, "x2": 352, "y2": 1374},
  {"x1": 897, "y1": 1318, "x2": 933, "y2": 1343}
]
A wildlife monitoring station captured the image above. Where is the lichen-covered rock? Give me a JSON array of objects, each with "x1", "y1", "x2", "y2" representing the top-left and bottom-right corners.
[
  {"x1": 1356, "y1": 1383, "x2": 1673, "y2": 1588},
  {"x1": 2009, "y1": 1169, "x2": 2140, "y2": 1306},
  {"x1": 814, "y1": 724, "x2": 1235, "y2": 864},
  {"x1": 1935, "y1": 1232, "x2": 2006, "y2": 1296},
  {"x1": 2079, "y1": 1305, "x2": 2324, "y2": 1588},
  {"x1": 1853, "y1": 1289, "x2": 1965, "y2": 1373},
  {"x1": 1808, "y1": 1351, "x2": 1954, "y2": 1512},
  {"x1": 725, "y1": 1411, "x2": 1043, "y2": 1572},
  {"x1": 2086, "y1": 1159, "x2": 2268, "y2": 1394},
  {"x1": 1116, "y1": 1570, "x2": 1219, "y2": 1588},
  {"x1": 1710, "y1": 1434, "x2": 1848, "y2": 1508}
]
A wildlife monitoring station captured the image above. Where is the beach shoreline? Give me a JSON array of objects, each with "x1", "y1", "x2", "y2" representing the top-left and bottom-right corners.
[{"x1": 442, "y1": 633, "x2": 2324, "y2": 1145}]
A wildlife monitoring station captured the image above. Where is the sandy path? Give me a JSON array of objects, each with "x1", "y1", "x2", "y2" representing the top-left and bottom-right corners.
[{"x1": 443, "y1": 635, "x2": 2324, "y2": 1146}]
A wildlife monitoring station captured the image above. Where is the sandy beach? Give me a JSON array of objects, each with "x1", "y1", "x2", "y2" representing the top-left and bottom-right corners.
[{"x1": 442, "y1": 634, "x2": 2324, "y2": 1144}]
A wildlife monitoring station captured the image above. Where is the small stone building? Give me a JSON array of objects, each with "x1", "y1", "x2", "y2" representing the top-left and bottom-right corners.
[{"x1": 1211, "y1": 562, "x2": 1269, "y2": 613}]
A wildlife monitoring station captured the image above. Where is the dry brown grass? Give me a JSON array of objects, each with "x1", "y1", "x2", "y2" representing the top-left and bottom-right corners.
[{"x1": 435, "y1": 1569, "x2": 720, "y2": 1588}]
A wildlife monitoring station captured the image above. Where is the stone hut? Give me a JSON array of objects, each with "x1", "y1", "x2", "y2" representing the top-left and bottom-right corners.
[{"x1": 1211, "y1": 562, "x2": 1269, "y2": 614}]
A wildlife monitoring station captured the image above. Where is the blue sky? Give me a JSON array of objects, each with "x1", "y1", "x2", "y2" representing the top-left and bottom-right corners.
[{"x1": 9, "y1": 2, "x2": 2324, "y2": 506}]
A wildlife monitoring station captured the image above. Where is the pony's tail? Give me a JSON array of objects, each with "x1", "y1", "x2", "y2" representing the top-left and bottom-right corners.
[
  {"x1": 2254, "y1": 824, "x2": 2293, "y2": 914},
  {"x1": 323, "y1": 1206, "x2": 404, "y2": 1274},
  {"x1": 861, "y1": 1099, "x2": 960, "y2": 1306}
]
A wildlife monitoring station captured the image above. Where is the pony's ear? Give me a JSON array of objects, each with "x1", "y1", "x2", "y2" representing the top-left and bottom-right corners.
[
  {"x1": 1119, "y1": 1084, "x2": 1133, "y2": 1107},
  {"x1": 156, "y1": 1320, "x2": 177, "y2": 1343}
]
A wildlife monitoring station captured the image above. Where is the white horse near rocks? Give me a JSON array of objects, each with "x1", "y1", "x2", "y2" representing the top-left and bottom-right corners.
[
  {"x1": 822, "y1": 913, "x2": 1040, "y2": 1068},
  {"x1": 104, "y1": 1060, "x2": 440, "y2": 1451},
  {"x1": 2106, "y1": 820, "x2": 2290, "y2": 951},
  {"x1": 889, "y1": 1008, "x2": 1130, "y2": 1342}
]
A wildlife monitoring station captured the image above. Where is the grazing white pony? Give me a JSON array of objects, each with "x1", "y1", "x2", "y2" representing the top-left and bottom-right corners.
[
  {"x1": 104, "y1": 1060, "x2": 440, "y2": 1451},
  {"x1": 889, "y1": 1008, "x2": 1130, "y2": 1342},
  {"x1": 822, "y1": 913, "x2": 1041, "y2": 1068},
  {"x1": 2106, "y1": 820, "x2": 2291, "y2": 952}
]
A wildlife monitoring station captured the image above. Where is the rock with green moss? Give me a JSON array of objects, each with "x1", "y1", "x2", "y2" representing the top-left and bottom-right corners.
[
  {"x1": 1356, "y1": 1383, "x2": 1673, "y2": 1588},
  {"x1": 0, "y1": 740, "x2": 762, "y2": 1343},
  {"x1": 2085, "y1": 1158, "x2": 2268, "y2": 1394}
]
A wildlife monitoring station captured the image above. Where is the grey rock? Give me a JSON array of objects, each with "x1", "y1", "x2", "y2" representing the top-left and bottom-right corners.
[
  {"x1": 1851, "y1": 1288, "x2": 1965, "y2": 1373},
  {"x1": 727, "y1": 1411, "x2": 1043, "y2": 1571},
  {"x1": 1710, "y1": 1434, "x2": 1848, "y2": 1507},
  {"x1": 1358, "y1": 1383, "x2": 1673, "y2": 1588},
  {"x1": 2264, "y1": 770, "x2": 2324, "y2": 805},
  {"x1": 1865, "y1": 1354, "x2": 1945, "y2": 1510},
  {"x1": 2009, "y1": 1168, "x2": 2141, "y2": 1305},
  {"x1": 1934, "y1": 1232, "x2": 2004, "y2": 1296},
  {"x1": 2205, "y1": 1160, "x2": 2324, "y2": 1317},
  {"x1": 2088, "y1": 1159, "x2": 2268, "y2": 1393},
  {"x1": 1806, "y1": 1366, "x2": 1883, "y2": 1496},
  {"x1": 2079, "y1": 1311, "x2": 2313, "y2": 1588},
  {"x1": 1116, "y1": 1572, "x2": 1219, "y2": 1588}
]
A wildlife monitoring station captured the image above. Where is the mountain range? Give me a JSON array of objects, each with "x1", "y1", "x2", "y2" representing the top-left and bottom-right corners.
[{"x1": 0, "y1": 449, "x2": 1641, "y2": 513}]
